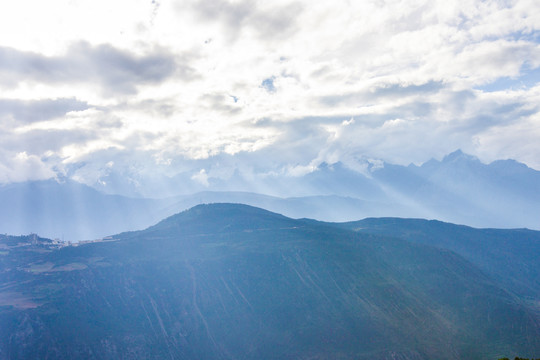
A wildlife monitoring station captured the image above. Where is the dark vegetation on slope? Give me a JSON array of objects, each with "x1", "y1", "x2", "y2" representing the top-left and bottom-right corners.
[
  {"x1": 335, "y1": 218, "x2": 540, "y2": 305},
  {"x1": 0, "y1": 204, "x2": 539, "y2": 359}
]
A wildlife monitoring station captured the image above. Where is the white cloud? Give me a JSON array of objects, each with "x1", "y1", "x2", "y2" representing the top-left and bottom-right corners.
[
  {"x1": 0, "y1": 151, "x2": 55, "y2": 183},
  {"x1": 191, "y1": 169, "x2": 209, "y2": 187},
  {"x1": 1, "y1": 0, "x2": 540, "y2": 188}
]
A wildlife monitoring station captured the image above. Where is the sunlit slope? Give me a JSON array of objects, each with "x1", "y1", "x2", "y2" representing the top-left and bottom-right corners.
[{"x1": 1, "y1": 204, "x2": 539, "y2": 359}]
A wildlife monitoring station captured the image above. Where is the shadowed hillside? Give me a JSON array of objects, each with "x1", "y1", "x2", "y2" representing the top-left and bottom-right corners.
[{"x1": 1, "y1": 204, "x2": 539, "y2": 359}]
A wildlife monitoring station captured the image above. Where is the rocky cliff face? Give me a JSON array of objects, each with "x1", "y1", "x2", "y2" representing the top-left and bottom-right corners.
[{"x1": 1, "y1": 204, "x2": 539, "y2": 359}]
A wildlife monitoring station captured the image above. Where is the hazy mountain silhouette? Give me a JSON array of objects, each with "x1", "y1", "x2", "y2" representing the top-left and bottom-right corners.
[
  {"x1": 0, "y1": 179, "x2": 177, "y2": 241},
  {"x1": 1, "y1": 151, "x2": 539, "y2": 242},
  {"x1": 169, "y1": 150, "x2": 540, "y2": 229},
  {"x1": 1, "y1": 204, "x2": 539, "y2": 359},
  {"x1": 370, "y1": 150, "x2": 540, "y2": 228},
  {"x1": 0, "y1": 180, "x2": 402, "y2": 241}
]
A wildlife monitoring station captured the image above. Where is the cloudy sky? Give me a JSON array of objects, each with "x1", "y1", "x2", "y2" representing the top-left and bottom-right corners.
[{"x1": 1, "y1": 0, "x2": 539, "y2": 194}]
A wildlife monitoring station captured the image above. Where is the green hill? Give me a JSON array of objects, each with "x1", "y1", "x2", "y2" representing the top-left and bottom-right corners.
[
  {"x1": 1, "y1": 204, "x2": 538, "y2": 359},
  {"x1": 335, "y1": 217, "x2": 540, "y2": 306}
]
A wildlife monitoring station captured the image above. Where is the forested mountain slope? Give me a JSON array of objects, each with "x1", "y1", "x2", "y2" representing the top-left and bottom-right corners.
[{"x1": 1, "y1": 204, "x2": 538, "y2": 359}]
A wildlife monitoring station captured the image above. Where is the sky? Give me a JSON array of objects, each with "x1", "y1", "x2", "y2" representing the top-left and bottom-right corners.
[{"x1": 1, "y1": 0, "x2": 540, "y2": 195}]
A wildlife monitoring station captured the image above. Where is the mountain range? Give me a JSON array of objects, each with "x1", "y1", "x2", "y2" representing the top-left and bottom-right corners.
[
  {"x1": 1, "y1": 150, "x2": 539, "y2": 241},
  {"x1": 1, "y1": 203, "x2": 539, "y2": 359}
]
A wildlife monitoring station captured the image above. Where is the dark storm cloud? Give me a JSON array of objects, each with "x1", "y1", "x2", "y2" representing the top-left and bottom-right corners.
[
  {"x1": 0, "y1": 98, "x2": 89, "y2": 123},
  {"x1": 0, "y1": 42, "x2": 187, "y2": 94}
]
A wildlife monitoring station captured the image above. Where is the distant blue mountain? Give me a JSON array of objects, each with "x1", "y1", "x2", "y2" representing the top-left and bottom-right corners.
[
  {"x1": 1, "y1": 151, "x2": 539, "y2": 241},
  {"x1": 0, "y1": 181, "x2": 396, "y2": 241},
  {"x1": 370, "y1": 150, "x2": 540, "y2": 228},
  {"x1": 0, "y1": 180, "x2": 176, "y2": 241}
]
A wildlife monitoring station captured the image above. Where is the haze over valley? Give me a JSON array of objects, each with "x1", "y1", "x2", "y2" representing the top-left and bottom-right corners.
[{"x1": 1, "y1": 150, "x2": 539, "y2": 242}]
